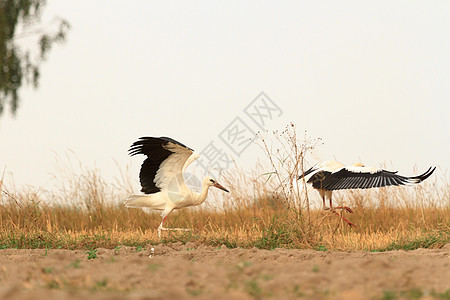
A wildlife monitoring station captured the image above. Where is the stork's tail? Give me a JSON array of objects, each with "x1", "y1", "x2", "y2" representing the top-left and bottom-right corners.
[
  {"x1": 298, "y1": 165, "x2": 317, "y2": 180},
  {"x1": 124, "y1": 194, "x2": 166, "y2": 211},
  {"x1": 125, "y1": 195, "x2": 151, "y2": 208}
]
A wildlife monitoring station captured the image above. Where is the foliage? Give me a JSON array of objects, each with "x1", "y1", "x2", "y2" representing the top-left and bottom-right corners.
[
  {"x1": 86, "y1": 248, "x2": 98, "y2": 260},
  {"x1": 0, "y1": 0, "x2": 70, "y2": 117}
]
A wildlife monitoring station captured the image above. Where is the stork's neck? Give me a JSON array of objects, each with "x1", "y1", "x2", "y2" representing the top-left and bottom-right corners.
[{"x1": 194, "y1": 181, "x2": 211, "y2": 206}]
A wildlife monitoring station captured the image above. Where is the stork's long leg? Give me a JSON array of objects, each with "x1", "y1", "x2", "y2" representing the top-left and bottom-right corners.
[
  {"x1": 334, "y1": 206, "x2": 353, "y2": 213},
  {"x1": 329, "y1": 196, "x2": 332, "y2": 209},
  {"x1": 317, "y1": 189, "x2": 356, "y2": 227},
  {"x1": 330, "y1": 210, "x2": 357, "y2": 227},
  {"x1": 157, "y1": 215, "x2": 167, "y2": 239},
  {"x1": 322, "y1": 194, "x2": 327, "y2": 210},
  {"x1": 319, "y1": 189, "x2": 329, "y2": 210},
  {"x1": 329, "y1": 192, "x2": 353, "y2": 213},
  {"x1": 326, "y1": 192, "x2": 356, "y2": 227},
  {"x1": 157, "y1": 210, "x2": 192, "y2": 239}
]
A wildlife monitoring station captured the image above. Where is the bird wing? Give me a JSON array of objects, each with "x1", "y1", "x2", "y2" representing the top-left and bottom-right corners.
[
  {"x1": 183, "y1": 152, "x2": 200, "y2": 173},
  {"x1": 311, "y1": 166, "x2": 436, "y2": 191},
  {"x1": 129, "y1": 137, "x2": 194, "y2": 194}
]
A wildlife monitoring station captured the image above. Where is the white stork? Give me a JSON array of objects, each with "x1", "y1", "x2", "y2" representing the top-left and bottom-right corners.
[
  {"x1": 125, "y1": 137, "x2": 229, "y2": 238},
  {"x1": 298, "y1": 161, "x2": 436, "y2": 227}
]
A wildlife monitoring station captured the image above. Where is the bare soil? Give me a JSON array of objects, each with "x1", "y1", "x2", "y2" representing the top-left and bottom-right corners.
[{"x1": 1, "y1": 243, "x2": 449, "y2": 299}]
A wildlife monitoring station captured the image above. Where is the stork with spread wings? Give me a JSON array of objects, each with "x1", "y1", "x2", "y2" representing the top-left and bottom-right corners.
[{"x1": 125, "y1": 137, "x2": 229, "y2": 238}]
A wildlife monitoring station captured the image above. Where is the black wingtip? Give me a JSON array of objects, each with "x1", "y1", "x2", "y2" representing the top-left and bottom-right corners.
[
  {"x1": 127, "y1": 137, "x2": 157, "y2": 157},
  {"x1": 127, "y1": 136, "x2": 194, "y2": 157},
  {"x1": 298, "y1": 166, "x2": 316, "y2": 180},
  {"x1": 412, "y1": 166, "x2": 436, "y2": 182},
  {"x1": 128, "y1": 138, "x2": 147, "y2": 157}
]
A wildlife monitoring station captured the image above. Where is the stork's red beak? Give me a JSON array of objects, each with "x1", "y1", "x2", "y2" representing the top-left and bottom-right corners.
[{"x1": 214, "y1": 182, "x2": 229, "y2": 193}]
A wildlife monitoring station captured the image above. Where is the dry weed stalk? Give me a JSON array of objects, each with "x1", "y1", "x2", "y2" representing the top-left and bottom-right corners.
[{"x1": 257, "y1": 123, "x2": 322, "y2": 217}]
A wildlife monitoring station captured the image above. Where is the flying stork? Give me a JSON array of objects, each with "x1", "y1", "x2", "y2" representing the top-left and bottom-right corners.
[
  {"x1": 298, "y1": 161, "x2": 436, "y2": 227},
  {"x1": 125, "y1": 137, "x2": 229, "y2": 238}
]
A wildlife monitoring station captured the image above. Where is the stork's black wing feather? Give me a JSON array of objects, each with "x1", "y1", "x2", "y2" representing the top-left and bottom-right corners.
[
  {"x1": 309, "y1": 167, "x2": 435, "y2": 191},
  {"x1": 128, "y1": 137, "x2": 194, "y2": 194},
  {"x1": 298, "y1": 166, "x2": 317, "y2": 180},
  {"x1": 308, "y1": 171, "x2": 332, "y2": 190}
]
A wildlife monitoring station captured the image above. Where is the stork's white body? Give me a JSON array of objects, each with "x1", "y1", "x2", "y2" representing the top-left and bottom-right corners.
[{"x1": 126, "y1": 173, "x2": 214, "y2": 213}]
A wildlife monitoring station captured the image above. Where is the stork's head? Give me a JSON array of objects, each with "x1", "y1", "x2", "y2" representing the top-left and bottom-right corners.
[{"x1": 203, "y1": 177, "x2": 229, "y2": 193}]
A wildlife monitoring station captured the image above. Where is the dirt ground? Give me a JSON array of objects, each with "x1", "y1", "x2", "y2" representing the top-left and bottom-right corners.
[{"x1": 0, "y1": 243, "x2": 449, "y2": 300}]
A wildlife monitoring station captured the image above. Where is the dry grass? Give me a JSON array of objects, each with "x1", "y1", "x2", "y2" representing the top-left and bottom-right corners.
[{"x1": 0, "y1": 126, "x2": 449, "y2": 251}]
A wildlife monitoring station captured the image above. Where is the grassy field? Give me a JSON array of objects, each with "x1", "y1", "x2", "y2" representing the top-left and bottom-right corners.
[
  {"x1": 1, "y1": 129, "x2": 449, "y2": 252},
  {"x1": 1, "y1": 169, "x2": 448, "y2": 252}
]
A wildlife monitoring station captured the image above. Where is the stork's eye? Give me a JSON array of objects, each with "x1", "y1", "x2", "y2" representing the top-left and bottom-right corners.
[{"x1": 210, "y1": 179, "x2": 215, "y2": 183}]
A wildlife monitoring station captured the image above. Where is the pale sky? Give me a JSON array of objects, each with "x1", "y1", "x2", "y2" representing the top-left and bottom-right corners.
[{"x1": 0, "y1": 1, "x2": 449, "y2": 192}]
